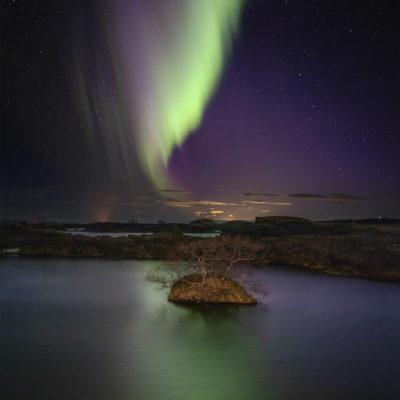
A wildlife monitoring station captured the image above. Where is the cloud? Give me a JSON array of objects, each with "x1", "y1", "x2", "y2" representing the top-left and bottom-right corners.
[
  {"x1": 238, "y1": 192, "x2": 279, "y2": 197},
  {"x1": 85, "y1": 194, "x2": 120, "y2": 201},
  {"x1": 330, "y1": 193, "x2": 369, "y2": 201},
  {"x1": 52, "y1": 200, "x2": 80, "y2": 205},
  {"x1": 194, "y1": 211, "x2": 209, "y2": 216},
  {"x1": 0, "y1": 190, "x2": 49, "y2": 200},
  {"x1": 118, "y1": 201, "x2": 152, "y2": 207},
  {"x1": 131, "y1": 195, "x2": 159, "y2": 201},
  {"x1": 193, "y1": 200, "x2": 231, "y2": 206},
  {"x1": 164, "y1": 201, "x2": 192, "y2": 207},
  {"x1": 241, "y1": 200, "x2": 292, "y2": 206},
  {"x1": 165, "y1": 199, "x2": 238, "y2": 207},
  {"x1": 378, "y1": 192, "x2": 393, "y2": 199},
  {"x1": 160, "y1": 188, "x2": 192, "y2": 194},
  {"x1": 288, "y1": 193, "x2": 369, "y2": 203},
  {"x1": 194, "y1": 210, "x2": 224, "y2": 217},
  {"x1": 0, "y1": 189, "x2": 82, "y2": 205},
  {"x1": 289, "y1": 193, "x2": 326, "y2": 199}
]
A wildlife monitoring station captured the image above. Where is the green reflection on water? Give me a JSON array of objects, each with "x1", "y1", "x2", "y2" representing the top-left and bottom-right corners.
[{"x1": 129, "y1": 264, "x2": 268, "y2": 400}]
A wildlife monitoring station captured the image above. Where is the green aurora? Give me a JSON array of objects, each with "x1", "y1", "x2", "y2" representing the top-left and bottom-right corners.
[
  {"x1": 72, "y1": 1, "x2": 246, "y2": 194},
  {"x1": 127, "y1": 0, "x2": 246, "y2": 190}
]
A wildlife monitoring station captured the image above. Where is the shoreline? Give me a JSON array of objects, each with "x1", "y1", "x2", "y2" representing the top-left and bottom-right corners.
[
  {"x1": 3, "y1": 253, "x2": 400, "y2": 283},
  {"x1": 1, "y1": 219, "x2": 399, "y2": 282}
]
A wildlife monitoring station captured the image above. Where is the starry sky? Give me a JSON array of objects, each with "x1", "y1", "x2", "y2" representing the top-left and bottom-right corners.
[{"x1": 1, "y1": 0, "x2": 399, "y2": 222}]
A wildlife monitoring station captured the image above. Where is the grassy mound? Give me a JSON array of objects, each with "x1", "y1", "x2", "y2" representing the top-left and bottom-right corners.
[{"x1": 168, "y1": 273, "x2": 257, "y2": 304}]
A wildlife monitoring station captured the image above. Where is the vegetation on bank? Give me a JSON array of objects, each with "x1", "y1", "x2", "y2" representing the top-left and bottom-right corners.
[{"x1": 1, "y1": 217, "x2": 399, "y2": 281}]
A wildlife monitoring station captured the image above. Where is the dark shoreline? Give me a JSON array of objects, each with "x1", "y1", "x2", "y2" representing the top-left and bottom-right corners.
[{"x1": 1, "y1": 217, "x2": 399, "y2": 281}]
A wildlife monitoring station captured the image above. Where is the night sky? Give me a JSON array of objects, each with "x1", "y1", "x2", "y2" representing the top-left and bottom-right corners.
[{"x1": 1, "y1": 0, "x2": 399, "y2": 222}]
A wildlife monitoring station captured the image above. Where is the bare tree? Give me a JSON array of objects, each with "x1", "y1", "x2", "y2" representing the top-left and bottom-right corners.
[{"x1": 147, "y1": 236, "x2": 265, "y2": 302}]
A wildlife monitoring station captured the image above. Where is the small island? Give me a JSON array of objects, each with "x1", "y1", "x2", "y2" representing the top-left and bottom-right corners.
[
  {"x1": 147, "y1": 235, "x2": 262, "y2": 304},
  {"x1": 168, "y1": 273, "x2": 257, "y2": 304}
]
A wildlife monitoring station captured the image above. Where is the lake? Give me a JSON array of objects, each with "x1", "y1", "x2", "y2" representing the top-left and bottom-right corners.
[{"x1": 1, "y1": 259, "x2": 399, "y2": 400}]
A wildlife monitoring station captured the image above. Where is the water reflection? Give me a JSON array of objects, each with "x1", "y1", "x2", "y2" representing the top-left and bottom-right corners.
[
  {"x1": 1, "y1": 259, "x2": 399, "y2": 400},
  {"x1": 130, "y1": 267, "x2": 266, "y2": 400}
]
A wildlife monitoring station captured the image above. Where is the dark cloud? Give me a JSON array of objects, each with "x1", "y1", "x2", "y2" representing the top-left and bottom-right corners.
[
  {"x1": 238, "y1": 193, "x2": 280, "y2": 197},
  {"x1": 52, "y1": 200, "x2": 80, "y2": 205},
  {"x1": 289, "y1": 194, "x2": 326, "y2": 199},
  {"x1": 330, "y1": 193, "x2": 369, "y2": 201},
  {"x1": 0, "y1": 189, "x2": 66, "y2": 201},
  {"x1": 164, "y1": 199, "x2": 236, "y2": 207},
  {"x1": 241, "y1": 200, "x2": 292, "y2": 206},
  {"x1": 289, "y1": 193, "x2": 369, "y2": 203},
  {"x1": 378, "y1": 193, "x2": 394, "y2": 199},
  {"x1": 160, "y1": 189, "x2": 192, "y2": 194}
]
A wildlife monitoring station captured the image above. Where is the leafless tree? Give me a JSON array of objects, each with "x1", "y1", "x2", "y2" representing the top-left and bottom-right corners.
[{"x1": 147, "y1": 235, "x2": 265, "y2": 295}]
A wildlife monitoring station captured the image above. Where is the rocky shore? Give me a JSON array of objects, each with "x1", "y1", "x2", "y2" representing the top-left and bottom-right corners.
[{"x1": 1, "y1": 217, "x2": 399, "y2": 281}]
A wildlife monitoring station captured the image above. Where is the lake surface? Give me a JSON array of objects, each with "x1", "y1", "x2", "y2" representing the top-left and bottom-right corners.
[{"x1": 1, "y1": 259, "x2": 399, "y2": 400}]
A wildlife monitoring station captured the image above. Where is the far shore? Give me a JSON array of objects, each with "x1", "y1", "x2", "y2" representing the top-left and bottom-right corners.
[{"x1": 1, "y1": 217, "x2": 399, "y2": 281}]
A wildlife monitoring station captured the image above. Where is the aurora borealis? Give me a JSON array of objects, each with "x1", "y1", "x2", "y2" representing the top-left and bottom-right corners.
[
  {"x1": 1, "y1": 0, "x2": 399, "y2": 222},
  {"x1": 116, "y1": 0, "x2": 245, "y2": 189},
  {"x1": 71, "y1": 0, "x2": 245, "y2": 191}
]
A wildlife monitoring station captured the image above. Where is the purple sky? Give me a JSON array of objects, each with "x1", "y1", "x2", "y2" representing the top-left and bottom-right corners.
[{"x1": 1, "y1": 0, "x2": 399, "y2": 222}]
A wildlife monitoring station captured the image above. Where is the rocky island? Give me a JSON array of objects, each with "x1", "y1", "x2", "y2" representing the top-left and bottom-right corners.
[
  {"x1": 167, "y1": 273, "x2": 257, "y2": 304},
  {"x1": 146, "y1": 235, "x2": 261, "y2": 304}
]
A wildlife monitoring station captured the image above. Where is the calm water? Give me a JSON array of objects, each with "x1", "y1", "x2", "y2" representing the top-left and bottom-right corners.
[{"x1": 1, "y1": 259, "x2": 399, "y2": 400}]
